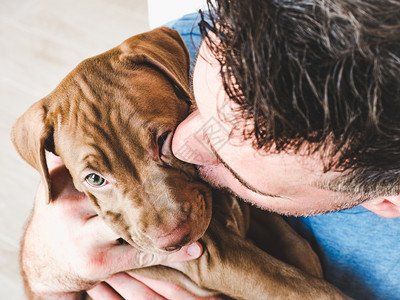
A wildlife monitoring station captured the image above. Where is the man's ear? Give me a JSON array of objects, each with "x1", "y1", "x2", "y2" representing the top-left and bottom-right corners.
[{"x1": 362, "y1": 195, "x2": 400, "y2": 218}]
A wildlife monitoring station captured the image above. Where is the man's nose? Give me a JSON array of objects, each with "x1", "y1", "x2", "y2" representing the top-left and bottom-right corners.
[{"x1": 172, "y1": 110, "x2": 219, "y2": 166}]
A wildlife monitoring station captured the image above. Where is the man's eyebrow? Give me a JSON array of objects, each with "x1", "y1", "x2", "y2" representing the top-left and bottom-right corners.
[{"x1": 206, "y1": 137, "x2": 281, "y2": 198}]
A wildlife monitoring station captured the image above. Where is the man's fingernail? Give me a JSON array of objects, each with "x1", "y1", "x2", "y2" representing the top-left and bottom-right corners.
[{"x1": 187, "y1": 243, "x2": 201, "y2": 257}]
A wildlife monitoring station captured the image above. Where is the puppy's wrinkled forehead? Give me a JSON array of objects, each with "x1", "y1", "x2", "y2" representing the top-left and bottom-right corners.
[
  {"x1": 54, "y1": 54, "x2": 188, "y2": 178},
  {"x1": 35, "y1": 27, "x2": 192, "y2": 190}
]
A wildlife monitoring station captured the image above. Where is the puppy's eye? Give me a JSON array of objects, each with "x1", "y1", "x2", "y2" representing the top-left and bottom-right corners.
[
  {"x1": 157, "y1": 131, "x2": 171, "y2": 158},
  {"x1": 85, "y1": 173, "x2": 107, "y2": 187}
]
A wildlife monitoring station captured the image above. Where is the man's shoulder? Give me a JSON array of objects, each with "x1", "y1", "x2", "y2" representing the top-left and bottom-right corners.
[{"x1": 287, "y1": 207, "x2": 400, "y2": 299}]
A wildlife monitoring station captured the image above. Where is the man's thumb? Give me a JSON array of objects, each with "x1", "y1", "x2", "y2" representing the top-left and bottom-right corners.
[{"x1": 139, "y1": 242, "x2": 203, "y2": 268}]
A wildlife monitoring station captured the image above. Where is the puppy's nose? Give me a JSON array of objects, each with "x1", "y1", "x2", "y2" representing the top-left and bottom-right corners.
[
  {"x1": 161, "y1": 233, "x2": 191, "y2": 252},
  {"x1": 164, "y1": 245, "x2": 182, "y2": 252},
  {"x1": 156, "y1": 222, "x2": 192, "y2": 252}
]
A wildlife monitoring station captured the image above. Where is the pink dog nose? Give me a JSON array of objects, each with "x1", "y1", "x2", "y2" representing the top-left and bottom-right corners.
[
  {"x1": 164, "y1": 245, "x2": 181, "y2": 252},
  {"x1": 163, "y1": 233, "x2": 192, "y2": 252},
  {"x1": 156, "y1": 222, "x2": 193, "y2": 252}
]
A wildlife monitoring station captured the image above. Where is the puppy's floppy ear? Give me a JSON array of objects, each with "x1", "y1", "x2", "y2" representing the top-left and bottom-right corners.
[
  {"x1": 11, "y1": 100, "x2": 54, "y2": 204},
  {"x1": 119, "y1": 27, "x2": 191, "y2": 101}
]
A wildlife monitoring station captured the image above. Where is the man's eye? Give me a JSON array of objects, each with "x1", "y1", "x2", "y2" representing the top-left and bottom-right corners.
[{"x1": 85, "y1": 173, "x2": 106, "y2": 187}]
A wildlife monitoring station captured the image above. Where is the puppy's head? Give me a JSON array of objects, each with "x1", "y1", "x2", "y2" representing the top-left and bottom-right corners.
[{"x1": 11, "y1": 27, "x2": 212, "y2": 253}]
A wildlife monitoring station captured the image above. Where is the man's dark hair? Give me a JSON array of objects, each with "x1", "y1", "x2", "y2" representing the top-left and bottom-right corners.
[{"x1": 200, "y1": 0, "x2": 400, "y2": 197}]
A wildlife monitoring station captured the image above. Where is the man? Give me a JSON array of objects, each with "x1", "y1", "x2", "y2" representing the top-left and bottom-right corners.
[{"x1": 21, "y1": 0, "x2": 400, "y2": 299}]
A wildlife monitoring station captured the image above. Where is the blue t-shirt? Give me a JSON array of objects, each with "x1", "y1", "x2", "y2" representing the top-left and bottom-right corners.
[
  {"x1": 166, "y1": 12, "x2": 400, "y2": 300},
  {"x1": 287, "y1": 207, "x2": 400, "y2": 299},
  {"x1": 162, "y1": 12, "x2": 203, "y2": 72}
]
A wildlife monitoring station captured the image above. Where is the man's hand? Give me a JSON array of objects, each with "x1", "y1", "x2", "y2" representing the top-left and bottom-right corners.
[
  {"x1": 21, "y1": 153, "x2": 202, "y2": 299},
  {"x1": 88, "y1": 272, "x2": 221, "y2": 300}
]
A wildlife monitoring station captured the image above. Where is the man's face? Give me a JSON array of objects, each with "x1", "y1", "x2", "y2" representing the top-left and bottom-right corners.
[{"x1": 172, "y1": 41, "x2": 364, "y2": 216}]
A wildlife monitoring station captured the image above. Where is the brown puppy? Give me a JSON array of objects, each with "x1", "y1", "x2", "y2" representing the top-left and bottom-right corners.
[{"x1": 12, "y1": 27, "x2": 349, "y2": 299}]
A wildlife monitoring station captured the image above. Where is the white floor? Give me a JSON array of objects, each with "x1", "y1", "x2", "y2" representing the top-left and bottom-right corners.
[{"x1": 0, "y1": 1, "x2": 149, "y2": 298}]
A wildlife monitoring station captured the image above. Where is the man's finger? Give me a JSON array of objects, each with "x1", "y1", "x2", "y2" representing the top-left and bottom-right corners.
[
  {"x1": 133, "y1": 242, "x2": 203, "y2": 267},
  {"x1": 101, "y1": 242, "x2": 203, "y2": 273},
  {"x1": 129, "y1": 274, "x2": 213, "y2": 300},
  {"x1": 87, "y1": 282, "x2": 124, "y2": 300},
  {"x1": 104, "y1": 273, "x2": 166, "y2": 300},
  {"x1": 160, "y1": 242, "x2": 203, "y2": 264}
]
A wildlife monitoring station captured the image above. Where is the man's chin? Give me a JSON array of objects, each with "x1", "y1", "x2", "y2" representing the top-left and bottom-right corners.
[
  {"x1": 196, "y1": 166, "x2": 365, "y2": 217},
  {"x1": 236, "y1": 198, "x2": 362, "y2": 217},
  {"x1": 196, "y1": 165, "x2": 225, "y2": 190}
]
